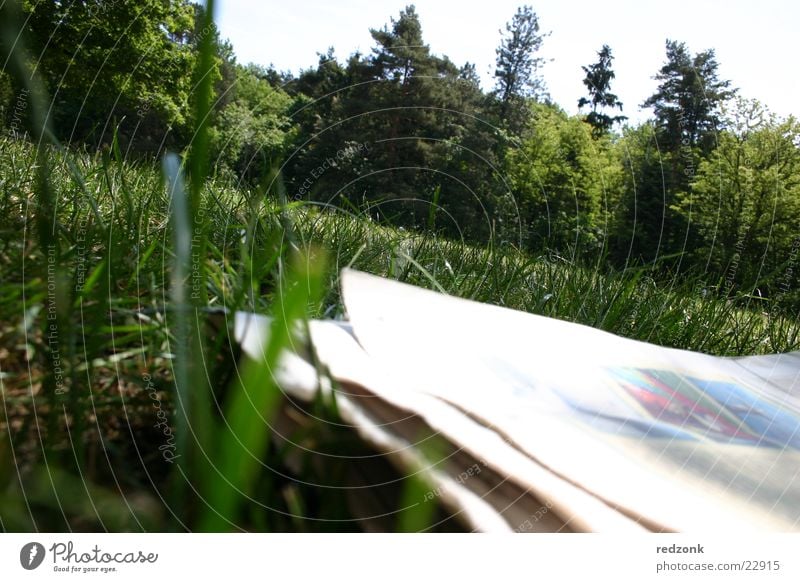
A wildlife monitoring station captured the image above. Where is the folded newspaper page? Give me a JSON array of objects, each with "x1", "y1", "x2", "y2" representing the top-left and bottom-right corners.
[{"x1": 234, "y1": 269, "x2": 800, "y2": 532}]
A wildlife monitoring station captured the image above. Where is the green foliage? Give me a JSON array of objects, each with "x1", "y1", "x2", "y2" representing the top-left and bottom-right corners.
[
  {"x1": 286, "y1": 5, "x2": 498, "y2": 240},
  {"x1": 610, "y1": 122, "x2": 675, "y2": 265},
  {"x1": 506, "y1": 103, "x2": 618, "y2": 253},
  {"x1": 676, "y1": 98, "x2": 800, "y2": 293},
  {"x1": 209, "y1": 64, "x2": 294, "y2": 183},
  {"x1": 22, "y1": 0, "x2": 199, "y2": 149}
]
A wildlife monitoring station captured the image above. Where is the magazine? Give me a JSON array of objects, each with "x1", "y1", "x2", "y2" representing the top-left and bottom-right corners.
[{"x1": 234, "y1": 269, "x2": 800, "y2": 532}]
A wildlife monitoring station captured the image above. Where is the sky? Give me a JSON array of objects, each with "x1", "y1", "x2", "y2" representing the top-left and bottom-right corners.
[{"x1": 215, "y1": 0, "x2": 799, "y2": 124}]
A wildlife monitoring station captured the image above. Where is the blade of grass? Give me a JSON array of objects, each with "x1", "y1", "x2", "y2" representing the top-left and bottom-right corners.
[
  {"x1": 427, "y1": 185, "x2": 441, "y2": 232},
  {"x1": 163, "y1": 153, "x2": 213, "y2": 522},
  {"x1": 198, "y1": 250, "x2": 326, "y2": 531}
]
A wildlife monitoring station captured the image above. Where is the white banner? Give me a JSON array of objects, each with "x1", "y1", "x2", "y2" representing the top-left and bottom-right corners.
[{"x1": 1, "y1": 534, "x2": 797, "y2": 581}]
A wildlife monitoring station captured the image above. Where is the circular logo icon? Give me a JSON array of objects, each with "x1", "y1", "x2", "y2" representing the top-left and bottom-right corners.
[{"x1": 20, "y1": 542, "x2": 46, "y2": 570}]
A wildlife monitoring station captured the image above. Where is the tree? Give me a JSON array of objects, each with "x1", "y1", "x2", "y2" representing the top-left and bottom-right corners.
[
  {"x1": 674, "y1": 99, "x2": 800, "y2": 294},
  {"x1": 287, "y1": 48, "x2": 349, "y2": 153},
  {"x1": 643, "y1": 40, "x2": 735, "y2": 155},
  {"x1": 22, "y1": 0, "x2": 200, "y2": 151},
  {"x1": 578, "y1": 45, "x2": 626, "y2": 137},
  {"x1": 620, "y1": 40, "x2": 737, "y2": 265},
  {"x1": 287, "y1": 5, "x2": 498, "y2": 239},
  {"x1": 288, "y1": 5, "x2": 442, "y2": 214},
  {"x1": 493, "y1": 5, "x2": 549, "y2": 130},
  {"x1": 458, "y1": 62, "x2": 481, "y2": 88},
  {"x1": 209, "y1": 64, "x2": 294, "y2": 184},
  {"x1": 506, "y1": 103, "x2": 617, "y2": 254},
  {"x1": 609, "y1": 122, "x2": 674, "y2": 266},
  {"x1": 291, "y1": 48, "x2": 347, "y2": 109}
]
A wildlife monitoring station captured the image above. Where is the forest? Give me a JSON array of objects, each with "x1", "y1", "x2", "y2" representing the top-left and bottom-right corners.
[{"x1": 3, "y1": 2, "x2": 798, "y2": 303}]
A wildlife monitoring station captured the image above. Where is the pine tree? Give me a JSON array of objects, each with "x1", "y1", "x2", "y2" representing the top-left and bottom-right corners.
[
  {"x1": 287, "y1": 5, "x2": 496, "y2": 238},
  {"x1": 493, "y1": 5, "x2": 549, "y2": 130},
  {"x1": 578, "y1": 45, "x2": 626, "y2": 136},
  {"x1": 643, "y1": 40, "x2": 735, "y2": 155},
  {"x1": 621, "y1": 40, "x2": 737, "y2": 265}
]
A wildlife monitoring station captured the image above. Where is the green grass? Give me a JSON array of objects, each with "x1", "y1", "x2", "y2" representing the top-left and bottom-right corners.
[{"x1": 1, "y1": 134, "x2": 798, "y2": 532}]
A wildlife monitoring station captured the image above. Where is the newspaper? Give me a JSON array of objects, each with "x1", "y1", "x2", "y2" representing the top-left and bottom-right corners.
[{"x1": 234, "y1": 269, "x2": 800, "y2": 532}]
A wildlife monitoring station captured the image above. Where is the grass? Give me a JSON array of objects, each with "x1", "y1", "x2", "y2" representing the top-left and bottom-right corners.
[{"x1": 1, "y1": 134, "x2": 798, "y2": 532}]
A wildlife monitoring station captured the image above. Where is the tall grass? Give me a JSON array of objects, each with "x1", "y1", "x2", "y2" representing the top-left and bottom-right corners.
[{"x1": 1, "y1": 133, "x2": 799, "y2": 531}]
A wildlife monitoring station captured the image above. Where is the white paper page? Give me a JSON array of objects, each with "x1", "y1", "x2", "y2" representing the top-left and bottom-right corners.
[{"x1": 340, "y1": 269, "x2": 800, "y2": 532}]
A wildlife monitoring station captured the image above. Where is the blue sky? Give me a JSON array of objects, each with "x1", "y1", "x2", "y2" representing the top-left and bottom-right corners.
[{"x1": 216, "y1": 0, "x2": 798, "y2": 124}]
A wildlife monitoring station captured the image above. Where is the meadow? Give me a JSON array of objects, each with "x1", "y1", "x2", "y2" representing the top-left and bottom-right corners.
[{"x1": 1, "y1": 135, "x2": 798, "y2": 531}]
